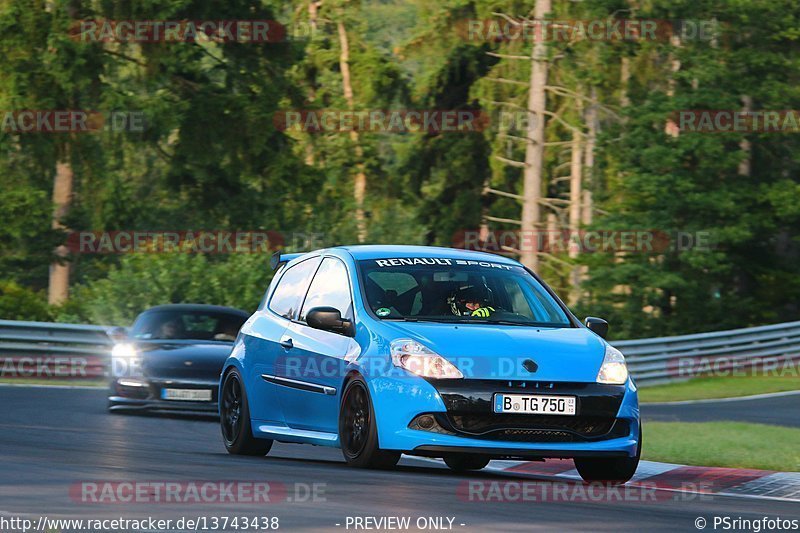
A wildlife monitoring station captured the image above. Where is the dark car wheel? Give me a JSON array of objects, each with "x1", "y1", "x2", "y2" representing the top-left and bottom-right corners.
[
  {"x1": 220, "y1": 368, "x2": 272, "y2": 456},
  {"x1": 574, "y1": 423, "x2": 642, "y2": 484},
  {"x1": 339, "y1": 377, "x2": 400, "y2": 469},
  {"x1": 443, "y1": 455, "x2": 490, "y2": 472}
]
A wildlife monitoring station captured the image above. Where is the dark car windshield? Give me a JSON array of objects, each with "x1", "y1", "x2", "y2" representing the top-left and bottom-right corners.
[
  {"x1": 358, "y1": 258, "x2": 571, "y2": 326},
  {"x1": 130, "y1": 309, "x2": 247, "y2": 341}
]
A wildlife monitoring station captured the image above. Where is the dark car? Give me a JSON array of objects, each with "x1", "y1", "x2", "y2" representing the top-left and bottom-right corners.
[{"x1": 108, "y1": 304, "x2": 249, "y2": 413}]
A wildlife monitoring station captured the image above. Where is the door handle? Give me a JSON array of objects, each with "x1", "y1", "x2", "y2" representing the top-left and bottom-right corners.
[{"x1": 279, "y1": 337, "x2": 294, "y2": 350}]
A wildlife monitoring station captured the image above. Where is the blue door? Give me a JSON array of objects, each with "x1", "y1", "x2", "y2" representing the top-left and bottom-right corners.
[
  {"x1": 275, "y1": 257, "x2": 357, "y2": 433},
  {"x1": 275, "y1": 322, "x2": 357, "y2": 432},
  {"x1": 244, "y1": 256, "x2": 321, "y2": 424}
]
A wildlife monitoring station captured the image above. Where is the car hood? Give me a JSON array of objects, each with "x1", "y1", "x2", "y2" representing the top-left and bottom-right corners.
[
  {"x1": 378, "y1": 322, "x2": 606, "y2": 382},
  {"x1": 131, "y1": 340, "x2": 233, "y2": 380}
]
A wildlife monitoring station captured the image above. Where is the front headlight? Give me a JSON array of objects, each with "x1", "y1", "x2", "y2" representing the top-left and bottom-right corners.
[
  {"x1": 111, "y1": 343, "x2": 138, "y2": 359},
  {"x1": 596, "y1": 345, "x2": 629, "y2": 385},
  {"x1": 390, "y1": 339, "x2": 463, "y2": 379},
  {"x1": 111, "y1": 343, "x2": 143, "y2": 378}
]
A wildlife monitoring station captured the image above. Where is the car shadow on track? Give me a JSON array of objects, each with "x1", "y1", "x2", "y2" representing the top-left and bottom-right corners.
[
  {"x1": 108, "y1": 409, "x2": 218, "y2": 422},
  {"x1": 235, "y1": 452, "x2": 537, "y2": 482}
]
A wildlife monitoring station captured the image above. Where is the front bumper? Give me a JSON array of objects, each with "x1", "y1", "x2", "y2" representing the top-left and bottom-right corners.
[
  {"x1": 370, "y1": 375, "x2": 640, "y2": 458},
  {"x1": 108, "y1": 378, "x2": 219, "y2": 413},
  {"x1": 411, "y1": 446, "x2": 629, "y2": 459}
]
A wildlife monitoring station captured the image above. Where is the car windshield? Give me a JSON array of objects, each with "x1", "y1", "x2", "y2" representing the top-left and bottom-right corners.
[
  {"x1": 130, "y1": 309, "x2": 247, "y2": 341},
  {"x1": 358, "y1": 258, "x2": 572, "y2": 326}
]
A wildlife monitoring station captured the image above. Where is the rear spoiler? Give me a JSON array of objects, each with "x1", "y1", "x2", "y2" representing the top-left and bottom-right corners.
[{"x1": 269, "y1": 251, "x2": 304, "y2": 271}]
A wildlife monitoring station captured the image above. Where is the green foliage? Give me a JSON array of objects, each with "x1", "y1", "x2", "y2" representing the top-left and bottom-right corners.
[
  {"x1": 0, "y1": 281, "x2": 52, "y2": 322},
  {"x1": 0, "y1": 0, "x2": 797, "y2": 336},
  {"x1": 56, "y1": 254, "x2": 271, "y2": 326},
  {"x1": 576, "y1": 0, "x2": 800, "y2": 338},
  {"x1": 644, "y1": 421, "x2": 800, "y2": 471}
]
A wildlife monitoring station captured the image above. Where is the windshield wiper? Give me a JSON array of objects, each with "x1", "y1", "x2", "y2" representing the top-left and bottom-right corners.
[
  {"x1": 384, "y1": 317, "x2": 450, "y2": 323},
  {"x1": 465, "y1": 318, "x2": 534, "y2": 326},
  {"x1": 384, "y1": 316, "x2": 558, "y2": 327},
  {"x1": 384, "y1": 316, "x2": 482, "y2": 324}
]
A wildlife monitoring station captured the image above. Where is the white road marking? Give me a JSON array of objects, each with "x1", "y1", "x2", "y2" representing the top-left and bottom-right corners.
[
  {"x1": 641, "y1": 389, "x2": 800, "y2": 406},
  {"x1": 410, "y1": 457, "x2": 800, "y2": 503},
  {"x1": 0, "y1": 382, "x2": 102, "y2": 390}
]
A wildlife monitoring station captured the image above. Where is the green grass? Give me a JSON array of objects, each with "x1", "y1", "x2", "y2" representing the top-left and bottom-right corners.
[
  {"x1": 644, "y1": 421, "x2": 800, "y2": 472},
  {"x1": 0, "y1": 378, "x2": 105, "y2": 387},
  {"x1": 639, "y1": 374, "x2": 800, "y2": 403}
]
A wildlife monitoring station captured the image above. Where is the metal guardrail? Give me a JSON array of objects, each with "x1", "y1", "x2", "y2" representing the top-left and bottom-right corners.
[
  {"x1": 0, "y1": 318, "x2": 798, "y2": 385},
  {"x1": 614, "y1": 321, "x2": 800, "y2": 385},
  {"x1": 0, "y1": 320, "x2": 112, "y2": 380}
]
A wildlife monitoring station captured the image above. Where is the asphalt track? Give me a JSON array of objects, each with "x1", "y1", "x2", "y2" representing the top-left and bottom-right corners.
[
  {"x1": 0, "y1": 386, "x2": 798, "y2": 532},
  {"x1": 641, "y1": 391, "x2": 800, "y2": 427}
]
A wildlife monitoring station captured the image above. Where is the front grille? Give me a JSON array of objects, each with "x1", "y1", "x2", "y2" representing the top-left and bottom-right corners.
[
  {"x1": 115, "y1": 382, "x2": 151, "y2": 400},
  {"x1": 423, "y1": 380, "x2": 629, "y2": 443},
  {"x1": 494, "y1": 429, "x2": 578, "y2": 442},
  {"x1": 443, "y1": 413, "x2": 622, "y2": 442}
]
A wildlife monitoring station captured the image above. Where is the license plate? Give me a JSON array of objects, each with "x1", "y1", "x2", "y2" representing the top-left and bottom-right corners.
[
  {"x1": 493, "y1": 393, "x2": 576, "y2": 415},
  {"x1": 161, "y1": 388, "x2": 212, "y2": 402}
]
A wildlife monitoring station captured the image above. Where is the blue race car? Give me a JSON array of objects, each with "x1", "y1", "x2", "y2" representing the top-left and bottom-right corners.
[{"x1": 219, "y1": 245, "x2": 640, "y2": 482}]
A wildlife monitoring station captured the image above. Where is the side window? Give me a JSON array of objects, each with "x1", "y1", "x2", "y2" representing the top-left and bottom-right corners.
[
  {"x1": 268, "y1": 257, "x2": 321, "y2": 320},
  {"x1": 367, "y1": 271, "x2": 419, "y2": 294},
  {"x1": 300, "y1": 258, "x2": 353, "y2": 322},
  {"x1": 366, "y1": 271, "x2": 421, "y2": 315}
]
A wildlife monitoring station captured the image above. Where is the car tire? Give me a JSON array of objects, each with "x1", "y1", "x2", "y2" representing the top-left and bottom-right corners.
[
  {"x1": 339, "y1": 377, "x2": 400, "y2": 469},
  {"x1": 443, "y1": 455, "x2": 490, "y2": 472},
  {"x1": 574, "y1": 423, "x2": 642, "y2": 484},
  {"x1": 220, "y1": 368, "x2": 272, "y2": 456}
]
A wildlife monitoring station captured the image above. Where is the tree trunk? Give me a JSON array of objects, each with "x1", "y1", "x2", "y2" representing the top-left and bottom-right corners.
[
  {"x1": 572, "y1": 89, "x2": 598, "y2": 305},
  {"x1": 336, "y1": 20, "x2": 367, "y2": 242},
  {"x1": 568, "y1": 126, "x2": 583, "y2": 304},
  {"x1": 308, "y1": 1, "x2": 322, "y2": 31},
  {"x1": 568, "y1": 134, "x2": 582, "y2": 259},
  {"x1": 664, "y1": 34, "x2": 681, "y2": 137},
  {"x1": 519, "y1": 0, "x2": 552, "y2": 271},
  {"x1": 620, "y1": 56, "x2": 630, "y2": 108},
  {"x1": 581, "y1": 88, "x2": 597, "y2": 226},
  {"x1": 48, "y1": 158, "x2": 73, "y2": 305},
  {"x1": 738, "y1": 95, "x2": 752, "y2": 177}
]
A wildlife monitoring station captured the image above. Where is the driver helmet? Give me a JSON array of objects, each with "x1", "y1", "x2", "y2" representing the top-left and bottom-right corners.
[{"x1": 449, "y1": 284, "x2": 491, "y2": 316}]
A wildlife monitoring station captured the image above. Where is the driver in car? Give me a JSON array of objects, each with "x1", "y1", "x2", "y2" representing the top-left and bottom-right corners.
[
  {"x1": 158, "y1": 319, "x2": 182, "y2": 339},
  {"x1": 449, "y1": 284, "x2": 496, "y2": 317}
]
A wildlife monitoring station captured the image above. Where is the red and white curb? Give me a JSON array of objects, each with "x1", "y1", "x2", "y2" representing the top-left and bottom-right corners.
[{"x1": 414, "y1": 457, "x2": 800, "y2": 503}]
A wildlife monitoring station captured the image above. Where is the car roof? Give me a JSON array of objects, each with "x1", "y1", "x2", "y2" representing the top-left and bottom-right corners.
[
  {"x1": 333, "y1": 244, "x2": 521, "y2": 265},
  {"x1": 141, "y1": 304, "x2": 249, "y2": 317}
]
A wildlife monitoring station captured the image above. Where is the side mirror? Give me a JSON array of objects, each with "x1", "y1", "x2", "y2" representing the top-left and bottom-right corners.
[
  {"x1": 306, "y1": 307, "x2": 354, "y2": 337},
  {"x1": 107, "y1": 326, "x2": 129, "y2": 343},
  {"x1": 584, "y1": 317, "x2": 609, "y2": 339}
]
